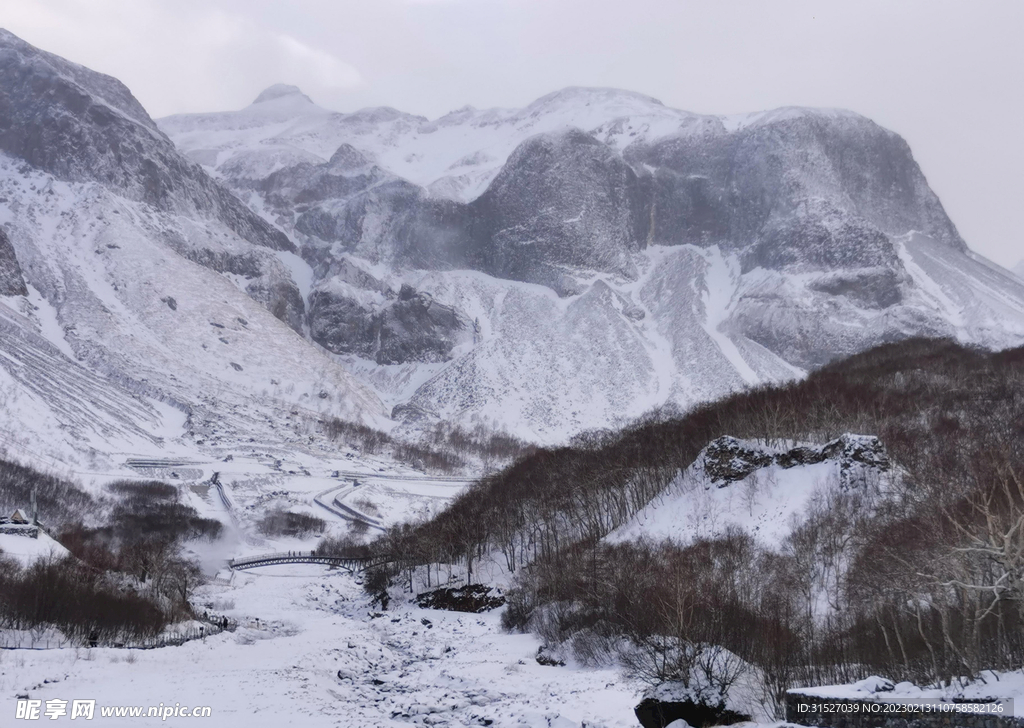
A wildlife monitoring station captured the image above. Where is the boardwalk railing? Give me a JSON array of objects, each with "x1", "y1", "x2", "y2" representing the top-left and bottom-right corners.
[{"x1": 228, "y1": 551, "x2": 381, "y2": 573}]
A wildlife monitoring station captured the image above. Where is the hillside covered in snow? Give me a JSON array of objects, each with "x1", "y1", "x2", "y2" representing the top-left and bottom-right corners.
[
  {"x1": 0, "y1": 29, "x2": 387, "y2": 470},
  {"x1": 160, "y1": 81, "x2": 1024, "y2": 442},
  {"x1": 2, "y1": 26, "x2": 1024, "y2": 456}
]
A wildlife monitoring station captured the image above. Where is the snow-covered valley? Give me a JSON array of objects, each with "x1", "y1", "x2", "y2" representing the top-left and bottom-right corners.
[
  {"x1": 4, "y1": 21, "x2": 1024, "y2": 728},
  {"x1": 1, "y1": 566, "x2": 641, "y2": 728}
]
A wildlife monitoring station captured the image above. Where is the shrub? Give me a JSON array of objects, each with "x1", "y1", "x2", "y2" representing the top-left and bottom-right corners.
[
  {"x1": 0, "y1": 557, "x2": 167, "y2": 644},
  {"x1": 256, "y1": 509, "x2": 325, "y2": 538}
]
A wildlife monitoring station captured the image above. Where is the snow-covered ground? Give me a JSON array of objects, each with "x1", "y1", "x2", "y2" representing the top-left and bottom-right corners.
[
  {"x1": 1, "y1": 565, "x2": 643, "y2": 727},
  {"x1": 793, "y1": 674, "x2": 1024, "y2": 718},
  {"x1": 607, "y1": 459, "x2": 837, "y2": 549},
  {"x1": 607, "y1": 435, "x2": 891, "y2": 550},
  {"x1": 164, "y1": 451, "x2": 473, "y2": 542},
  {"x1": 0, "y1": 530, "x2": 70, "y2": 567},
  {"x1": 0, "y1": 152, "x2": 388, "y2": 469}
]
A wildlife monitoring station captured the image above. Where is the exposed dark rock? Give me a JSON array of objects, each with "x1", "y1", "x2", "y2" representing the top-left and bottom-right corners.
[
  {"x1": 244, "y1": 278, "x2": 305, "y2": 334},
  {"x1": 263, "y1": 157, "x2": 390, "y2": 208},
  {"x1": 634, "y1": 696, "x2": 749, "y2": 728},
  {"x1": 702, "y1": 436, "x2": 775, "y2": 484},
  {"x1": 535, "y1": 645, "x2": 565, "y2": 667},
  {"x1": 625, "y1": 112, "x2": 964, "y2": 258},
  {"x1": 774, "y1": 445, "x2": 827, "y2": 469},
  {"x1": 175, "y1": 248, "x2": 264, "y2": 278},
  {"x1": 414, "y1": 584, "x2": 505, "y2": 613},
  {"x1": 702, "y1": 434, "x2": 889, "y2": 487},
  {"x1": 307, "y1": 289, "x2": 376, "y2": 358},
  {"x1": 328, "y1": 143, "x2": 372, "y2": 170},
  {"x1": 0, "y1": 227, "x2": 27, "y2": 296},
  {"x1": 470, "y1": 128, "x2": 648, "y2": 293},
  {"x1": 376, "y1": 285, "x2": 466, "y2": 365},
  {"x1": 390, "y1": 402, "x2": 436, "y2": 424},
  {"x1": 808, "y1": 267, "x2": 904, "y2": 309},
  {"x1": 745, "y1": 206, "x2": 899, "y2": 274},
  {"x1": 308, "y1": 283, "x2": 468, "y2": 364}
]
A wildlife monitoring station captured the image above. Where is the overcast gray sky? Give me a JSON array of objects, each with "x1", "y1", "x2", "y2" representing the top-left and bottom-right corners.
[{"x1": 2, "y1": 0, "x2": 1021, "y2": 267}]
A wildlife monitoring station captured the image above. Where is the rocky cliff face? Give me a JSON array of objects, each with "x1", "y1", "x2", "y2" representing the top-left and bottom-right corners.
[
  {"x1": 628, "y1": 110, "x2": 964, "y2": 259},
  {"x1": 701, "y1": 434, "x2": 890, "y2": 489},
  {"x1": 471, "y1": 128, "x2": 647, "y2": 294},
  {"x1": 0, "y1": 227, "x2": 26, "y2": 295},
  {"x1": 0, "y1": 29, "x2": 313, "y2": 336},
  {"x1": 308, "y1": 281, "x2": 468, "y2": 365}
]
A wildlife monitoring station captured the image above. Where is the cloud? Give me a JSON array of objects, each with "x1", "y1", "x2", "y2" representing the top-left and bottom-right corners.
[
  {"x1": 273, "y1": 34, "x2": 362, "y2": 89},
  {"x1": 0, "y1": 0, "x2": 363, "y2": 114}
]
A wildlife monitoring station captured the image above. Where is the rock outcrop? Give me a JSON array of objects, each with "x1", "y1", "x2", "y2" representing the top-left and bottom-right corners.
[
  {"x1": 309, "y1": 281, "x2": 468, "y2": 365},
  {"x1": 0, "y1": 228, "x2": 26, "y2": 296},
  {"x1": 701, "y1": 434, "x2": 890, "y2": 488}
]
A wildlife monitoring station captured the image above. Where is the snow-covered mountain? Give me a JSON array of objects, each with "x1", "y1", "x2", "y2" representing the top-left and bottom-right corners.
[
  {"x1": 2, "y1": 27, "x2": 1023, "y2": 454},
  {"x1": 159, "y1": 81, "x2": 1024, "y2": 442},
  {"x1": 0, "y1": 30, "x2": 386, "y2": 467}
]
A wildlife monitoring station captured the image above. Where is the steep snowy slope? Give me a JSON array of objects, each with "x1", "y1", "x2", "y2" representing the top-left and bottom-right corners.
[
  {"x1": 0, "y1": 31, "x2": 387, "y2": 466},
  {"x1": 159, "y1": 83, "x2": 1024, "y2": 443},
  {"x1": 607, "y1": 435, "x2": 893, "y2": 548}
]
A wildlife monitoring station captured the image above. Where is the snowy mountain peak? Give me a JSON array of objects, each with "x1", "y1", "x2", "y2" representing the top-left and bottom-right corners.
[
  {"x1": 527, "y1": 86, "x2": 666, "y2": 111},
  {"x1": 252, "y1": 83, "x2": 313, "y2": 105},
  {"x1": 139, "y1": 56, "x2": 1024, "y2": 442},
  {"x1": 0, "y1": 27, "x2": 156, "y2": 131}
]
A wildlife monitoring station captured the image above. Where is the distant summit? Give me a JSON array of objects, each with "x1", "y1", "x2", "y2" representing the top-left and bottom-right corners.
[
  {"x1": 252, "y1": 84, "x2": 312, "y2": 105},
  {"x1": 527, "y1": 86, "x2": 666, "y2": 109}
]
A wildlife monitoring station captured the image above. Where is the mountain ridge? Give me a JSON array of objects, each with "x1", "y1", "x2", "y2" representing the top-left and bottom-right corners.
[
  {"x1": 155, "y1": 79, "x2": 1024, "y2": 442},
  {"x1": 0, "y1": 30, "x2": 388, "y2": 465},
  {"x1": 0, "y1": 29, "x2": 1022, "y2": 450}
]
